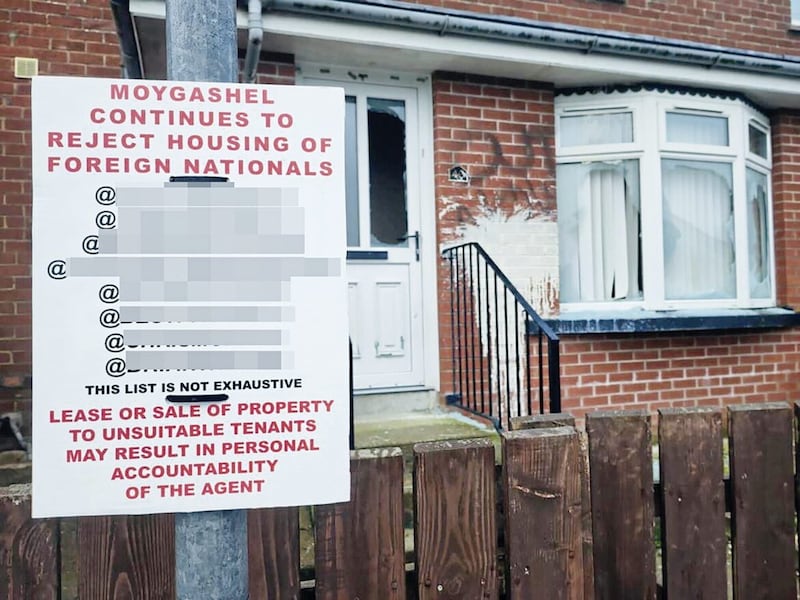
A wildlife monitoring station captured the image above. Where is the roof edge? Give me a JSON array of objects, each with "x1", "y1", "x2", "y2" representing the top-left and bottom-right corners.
[{"x1": 259, "y1": 0, "x2": 800, "y2": 79}]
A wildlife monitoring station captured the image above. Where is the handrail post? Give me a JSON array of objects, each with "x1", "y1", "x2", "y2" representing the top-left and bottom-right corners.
[
  {"x1": 548, "y1": 338, "x2": 561, "y2": 413},
  {"x1": 447, "y1": 252, "x2": 460, "y2": 404}
]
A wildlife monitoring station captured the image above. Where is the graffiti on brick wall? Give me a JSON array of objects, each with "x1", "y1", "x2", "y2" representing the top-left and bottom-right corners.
[
  {"x1": 439, "y1": 123, "x2": 556, "y2": 233},
  {"x1": 438, "y1": 123, "x2": 560, "y2": 317}
]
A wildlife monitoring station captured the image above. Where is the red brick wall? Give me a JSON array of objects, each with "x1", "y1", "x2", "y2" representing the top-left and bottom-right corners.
[
  {"x1": 406, "y1": 0, "x2": 799, "y2": 55},
  {"x1": 251, "y1": 52, "x2": 296, "y2": 86},
  {"x1": 558, "y1": 330, "x2": 800, "y2": 420},
  {"x1": 434, "y1": 72, "x2": 556, "y2": 234},
  {"x1": 433, "y1": 72, "x2": 555, "y2": 396},
  {"x1": 772, "y1": 111, "x2": 800, "y2": 308}
]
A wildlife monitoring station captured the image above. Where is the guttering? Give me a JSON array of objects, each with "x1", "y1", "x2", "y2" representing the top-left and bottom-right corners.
[
  {"x1": 109, "y1": 0, "x2": 142, "y2": 78},
  {"x1": 116, "y1": 0, "x2": 800, "y2": 81},
  {"x1": 262, "y1": 0, "x2": 800, "y2": 79},
  {"x1": 243, "y1": 0, "x2": 263, "y2": 83}
]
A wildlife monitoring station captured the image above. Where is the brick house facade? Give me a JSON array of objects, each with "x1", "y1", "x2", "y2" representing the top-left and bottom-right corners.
[{"x1": 3, "y1": 0, "x2": 800, "y2": 426}]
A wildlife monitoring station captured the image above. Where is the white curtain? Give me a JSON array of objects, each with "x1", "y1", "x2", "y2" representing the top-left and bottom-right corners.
[
  {"x1": 578, "y1": 167, "x2": 639, "y2": 300},
  {"x1": 558, "y1": 161, "x2": 641, "y2": 302},
  {"x1": 662, "y1": 160, "x2": 734, "y2": 299}
]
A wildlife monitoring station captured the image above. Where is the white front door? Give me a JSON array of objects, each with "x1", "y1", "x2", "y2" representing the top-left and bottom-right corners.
[{"x1": 302, "y1": 73, "x2": 427, "y2": 391}]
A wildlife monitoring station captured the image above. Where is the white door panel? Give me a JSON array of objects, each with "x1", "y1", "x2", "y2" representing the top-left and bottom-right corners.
[
  {"x1": 375, "y1": 280, "x2": 407, "y2": 358},
  {"x1": 347, "y1": 263, "x2": 415, "y2": 386}
]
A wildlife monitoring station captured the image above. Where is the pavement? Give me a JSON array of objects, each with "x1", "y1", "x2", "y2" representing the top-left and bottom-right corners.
[{"x1": 353, "y1": 407, "x2": 499, "y2": 451}]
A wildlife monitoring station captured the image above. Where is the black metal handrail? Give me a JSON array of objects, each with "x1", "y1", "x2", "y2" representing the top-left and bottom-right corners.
[{"x1": 442, "y1": 242, "x2": 561, "y2": 430}]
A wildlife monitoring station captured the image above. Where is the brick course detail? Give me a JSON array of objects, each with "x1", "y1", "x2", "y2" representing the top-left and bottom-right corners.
[{"x1": 559, "y1": 331, "x2": 800, "y2": 419}]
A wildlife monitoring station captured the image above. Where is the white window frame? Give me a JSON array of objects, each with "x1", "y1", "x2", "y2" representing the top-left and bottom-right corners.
[
  {"x1": 555, "y1": 89, "x2": 775, "y2": 312},
  {"x1": 792, "y1": 0, "x2": 800, "y2": 29}
]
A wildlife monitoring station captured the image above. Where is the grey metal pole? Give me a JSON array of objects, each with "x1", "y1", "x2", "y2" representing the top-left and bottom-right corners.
[
  {"x1": 166, "y1": 0, "x2": 238, "y2": 83},
  {"x1": 164, "y1": 2, "x2": 248, "y2": 599}
]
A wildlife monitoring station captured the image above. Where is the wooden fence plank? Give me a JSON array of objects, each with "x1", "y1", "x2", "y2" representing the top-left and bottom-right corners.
[
  {"x1": 578, "y1": 430, "x2": 595, "y2": 600},
  {"x1": 0, "y1": 485, "x2": 59, "y2": 599},
  {"x1": 729, "y1": 403, "x2": 795, "y2": 600},
  {"x1": 60, "y1": 518, "x2": 79, "y2": 600},
  {"x1": 509, "y1": 413, "x2": 576, "y2": 431},
  {"x1": 503, "y1": 426, "x2": 583, "y2": 599},
  {"x1": 414, "y1": 438, "x2": 497, "y2": 600},
  {"x1": 248, "y1": 507, "x2": 300, "y2": 600},
  {"x1": 315, "y1": 448, "x2": 405, "y2": 600},
  {"x1": 658, "y1": 408, "x2": 727, "y2": 599},
  {"x1": 586, "y1": 410, "x2": 656, "y2": 600},
  {"x1": 77, "y1": 514, "x2": 174, "y2": 599},
  {"x1": 511, "y1": 412, "x2": 594, "y2": 600}
]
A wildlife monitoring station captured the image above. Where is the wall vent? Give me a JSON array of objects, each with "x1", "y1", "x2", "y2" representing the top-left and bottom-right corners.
[{"x1": 14, "y1": 57, "x2": 39, "y2": 78}]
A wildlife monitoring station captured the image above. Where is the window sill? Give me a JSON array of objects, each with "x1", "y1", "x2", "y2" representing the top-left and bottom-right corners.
[{"x1": 546, "y1": 307, "x2": 800, "y2": 335}]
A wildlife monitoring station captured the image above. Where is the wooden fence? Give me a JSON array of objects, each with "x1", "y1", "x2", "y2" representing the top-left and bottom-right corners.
[{"x1": 2, "y1": 403, "x2": 798, "y2": 599}]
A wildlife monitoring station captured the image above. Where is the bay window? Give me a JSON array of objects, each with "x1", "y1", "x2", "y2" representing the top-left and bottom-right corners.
[{"x1": 556, "y1": 89, "x2": 773, "y2": 310}]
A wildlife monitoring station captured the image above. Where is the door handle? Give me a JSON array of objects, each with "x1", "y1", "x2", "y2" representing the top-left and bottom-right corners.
[{"x1": 398, "y1": 230, "x2": 420, "y2": 261}]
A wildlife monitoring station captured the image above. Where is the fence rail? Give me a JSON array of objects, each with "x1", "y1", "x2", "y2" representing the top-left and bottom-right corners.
[
  {"x1": 3, "y1": 403, "x2": 799, "y2": 599},
  {"x1": 442, "y1": 242, "x2": 561, "y2": 429}
]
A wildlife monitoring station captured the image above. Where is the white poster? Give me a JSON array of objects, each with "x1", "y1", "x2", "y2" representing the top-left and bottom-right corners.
[{"x1": 31, "y1": 76, "x2": 349, "y2": 517}]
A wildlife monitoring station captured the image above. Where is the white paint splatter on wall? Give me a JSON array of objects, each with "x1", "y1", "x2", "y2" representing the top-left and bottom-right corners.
[
  {"x1": 439, "y1": 193, "x2": 560, "y2": 419},
  {"x1": 439, "y1": 192, "x2": 559, "y2": 317}
]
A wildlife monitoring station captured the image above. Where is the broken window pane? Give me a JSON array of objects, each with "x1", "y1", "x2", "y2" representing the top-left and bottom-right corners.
[
  {"x1": 747, "y1": 168, "x2": 771, "y2": 298},
  {"x1": 367, "y1": 97, "x2": 408, "y2": 247},
  {"x1": 662, "y1": 159, "x2": 735, "y2": 299},
  {"x1": 557, "y1": 160, "x2": 642, "y2": 302}
]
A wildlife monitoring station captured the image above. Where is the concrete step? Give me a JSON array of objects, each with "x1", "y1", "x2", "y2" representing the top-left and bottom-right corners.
[{"x1": 354, "y1": 408, "x2": 498, "y2": 450}]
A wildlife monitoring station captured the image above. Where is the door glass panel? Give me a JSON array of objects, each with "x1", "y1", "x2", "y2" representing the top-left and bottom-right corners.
[
  {"x1": 344, "y1": 96, "x2": 360, "y2": 246},
  {"x1": 368, "y1": 98, "x2": 408, "y2": 247}
]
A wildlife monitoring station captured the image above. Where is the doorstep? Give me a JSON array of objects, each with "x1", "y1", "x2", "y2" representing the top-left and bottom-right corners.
[{"x1": 353, "y1": 407, "x2": 499, "y2": 452}]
